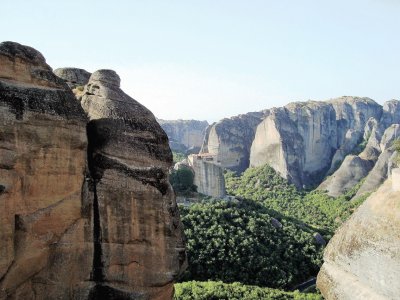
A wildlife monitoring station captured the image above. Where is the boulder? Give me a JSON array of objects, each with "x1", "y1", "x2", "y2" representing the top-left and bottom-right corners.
[{"x1": 317, "y1": 178, "x2": 400, "y2": 299}]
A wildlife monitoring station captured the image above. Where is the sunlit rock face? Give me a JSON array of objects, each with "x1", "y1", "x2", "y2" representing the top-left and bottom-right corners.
[
  {"x1": 0, "y1": 42, "x2": 186, "y2": 300},
  {"x1": 317, "y1": 178, "x2": 400, "y2": 300},
  {"x1": 250, "y1": 97, "x2": 382, "y2": 188},
  {"x1": 201, "y1": 111, "x2": 269, "y2": 173},
  {"x1": 0, "y1": 41, "x2": 90, "y2": 299}
]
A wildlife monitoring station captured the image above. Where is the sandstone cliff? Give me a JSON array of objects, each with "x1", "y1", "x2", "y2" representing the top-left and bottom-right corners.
[
  {"x1": 0, "y1": 42, "x2": 185, "y2": 299},
  {"x1": 317, "y1": 176, "x2": 400, "y2": 299},
  {"x1": 158, "y1": 119, "x2": 208, "y2": 153}
]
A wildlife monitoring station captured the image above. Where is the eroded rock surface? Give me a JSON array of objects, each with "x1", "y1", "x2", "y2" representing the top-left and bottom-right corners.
[
  {"x1": 54, "y1": 67, "x2": 91, "y2": 89},
  {"x1": 317, "y1": 178, "x2": 400, "y2": 299},
  {"x1": 0, "y1": 42, "x2": 186, "y2": 300},
  {"x1": 0, "y1": 41, "x2": 90, "y2": 299},
  {"x1": 201, "y1": 111, "x2": 269, "y2": 173},
  {"x1": 80, "y1": 69, "x2": 186, "y2": 299},
  {"x1": 250, "y1": 97, "x2": 382, "y2": 188}
]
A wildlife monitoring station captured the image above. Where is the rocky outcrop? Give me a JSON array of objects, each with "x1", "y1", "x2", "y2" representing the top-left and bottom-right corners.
[
  {"x1": 320, "y1": 102, "x2": 400, "y2": 196},
  {"x1": 0, "y1": 41, "x2": 89, "y2": 299},
  {"x1": 317, "y1": 177, "x2": 400, "y2": 299},
  {"x1": 318, "y1": 155, "x2": 374, "y2": 197},
  {"x1": 0, "y1": 42, "x2": 186, "y2": 299},
  {"x1": 187, "y1": 154, "x2": 226, "y2": 198},
  {"x1": 158, "y1": 119, "x2": 208, "y2": 153},
  {"x1": 54, "y1": 67, "x2": 91, "y2": 89},
  {"x1": 201, "y1": 111, "x2": 268, "y2": 173},
  {"x1": 200, "y1": 97, "x2": 398, "y2": 190},
  {"x1": 250, "y1": 97, "x2": 382, "y2": 188},
  {"x1": 80, "y1": 69, "x2": 186, "y2": 299}
]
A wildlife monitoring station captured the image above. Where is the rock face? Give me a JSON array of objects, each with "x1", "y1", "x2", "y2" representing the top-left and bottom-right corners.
[
  {"x1": 319, "y1": 101, "x2": 400, "y2": 196},
  {"x1": 201, "y1": 111, "x2": 268, "y2": 173},
  {"x1": 317, "y1": 177, "x2": 400, "y2": 299},
  {"x1": 80, "y1": 69, "x2": 186, "y2": 299},
  {"x1": 0, "y1": 42, "x2": 186, "y2": 299},
  {"x1": 199, "y1": 97, "x2": 398, "y2": 190},
  {"x1": 158, "y1": 119, "x2": 208, "y2": 153},
  {"x1": 54, "y1": 67, "x2": 91, "y2": 89},
  {"x1": 187, "y1": 154, "x2": 226, "y2": 198},
  {"x1": 0, "y1": 41, "x2": 89, "y2": 299},
  {"x1": 250, "y1": 97, "x2": 382, "y2": 188}
]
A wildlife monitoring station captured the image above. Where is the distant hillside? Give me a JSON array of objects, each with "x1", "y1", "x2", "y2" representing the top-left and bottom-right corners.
[{"x1": 158, "y1": 119, "x2": 208, "y2": 153}]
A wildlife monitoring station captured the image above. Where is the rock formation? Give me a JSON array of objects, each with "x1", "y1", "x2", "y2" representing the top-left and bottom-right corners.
[
  {"x1": 200, "y1": 96, "x2": 399, "y2": 189},
  {"x1": 187, "y1": 154, "x2": 226, "y2": 198},
  {"x1": 54, "y1": 67, "x2": 91, "y2": 89},
  {"x1": 0, "y1": 41, "x2": 89, "y2": 299},
  {"x1": 158, "y1": 119, "x2": 208, "y2": 154},
  {"x1": 80, "y1": 69, "x2": 186, "y2": 299},
  {"x1": 250, "y1": 97, "x2": 382, "y2": 188},
  {"x1": 201, "y1": 111, "x2": 269, "y2": 173},
  {"x1": 317, "y1": 176, "x2": 400, "y2": 299},
  {"x1": 0, "y1": 42, "x2": 186, "y2": 299},
  {"x1": 319, "y1": 101, "x2": 400, "y2": 196}
]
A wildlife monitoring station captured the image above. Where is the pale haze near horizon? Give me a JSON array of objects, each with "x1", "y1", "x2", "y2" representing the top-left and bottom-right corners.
[{"x1": 1, "y1": 0, "x2": 399, "y2": 123}]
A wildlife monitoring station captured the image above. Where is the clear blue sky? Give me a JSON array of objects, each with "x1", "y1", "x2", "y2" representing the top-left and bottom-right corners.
[{"x1": 2, "y1": 0, "x2": 400, "y2": 122}]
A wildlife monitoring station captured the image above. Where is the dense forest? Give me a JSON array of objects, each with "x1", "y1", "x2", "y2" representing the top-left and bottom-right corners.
[{"x1": 172, "y1": 152, "x2": 371, "y2": 299}]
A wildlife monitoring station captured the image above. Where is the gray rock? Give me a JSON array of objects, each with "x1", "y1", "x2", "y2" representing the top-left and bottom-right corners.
[
  {"x1": 54, "y1": 67, "x2": 91, "y2": 89},
  {"x1": 201, "y1": 110, "x2": 269, "y2": 173},
  {"x1": 317, "y1": 179, "x2": 400, "y2": 300},
  {"x1": 250, "y1": 97, "x2": 381, "y2": 188},
  {"x1": 271, "y1": 218, "x2": 283, "y2": 229},
  {"x1": 313, "y1": 233, "x2": 326, "y2": 246},
  {"x1": 318, "y1": 155, "x2": 374, "y2": 197}
]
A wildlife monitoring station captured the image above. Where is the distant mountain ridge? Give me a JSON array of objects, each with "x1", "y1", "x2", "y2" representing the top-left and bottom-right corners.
[{"x1": 198, "y1": 96, "x2": 399, "y2": 193}]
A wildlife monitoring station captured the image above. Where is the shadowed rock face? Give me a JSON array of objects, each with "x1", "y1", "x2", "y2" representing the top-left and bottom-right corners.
[
  {"x1": 317, "y1": 178, "x2": 400, "y2": 299},
  {"x1": 0, "y1": 42, "x2": 186, "y2": 299},
  {"x1": 80, "y1": 69, "x2": 186, "y2": 299}
]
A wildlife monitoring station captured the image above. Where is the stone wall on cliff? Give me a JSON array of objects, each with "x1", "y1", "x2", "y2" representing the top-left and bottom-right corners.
[
  {"x1": 316, "y1": 176, "x2": 400, "y2": 299},
  {"x1": 158, "y1": 119, "x2": 208, "y2": 153},
  {"x1": 0, "y1": 42, "x2": 186, "y2": 300}
]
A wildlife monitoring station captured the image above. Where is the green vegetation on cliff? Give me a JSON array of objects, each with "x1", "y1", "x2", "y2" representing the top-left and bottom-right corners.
[{"x1": 174, "y1": 281, "x2": 322, "y2": 300}]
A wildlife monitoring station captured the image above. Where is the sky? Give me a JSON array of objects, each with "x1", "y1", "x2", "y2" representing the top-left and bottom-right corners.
[{"x1": 1, "y1": 0, "x2": 400, "y2": 123}]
